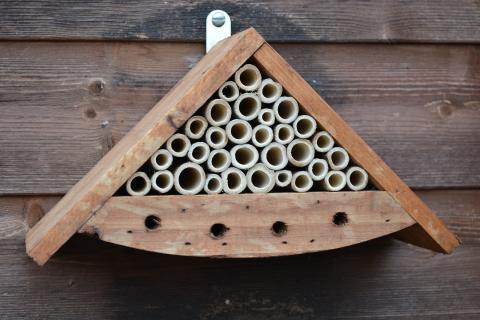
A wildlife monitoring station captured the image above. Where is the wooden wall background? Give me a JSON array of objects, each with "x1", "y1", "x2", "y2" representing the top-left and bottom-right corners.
[{"x1": 0, "y1": 1, "x2": 479, "y2": 319}]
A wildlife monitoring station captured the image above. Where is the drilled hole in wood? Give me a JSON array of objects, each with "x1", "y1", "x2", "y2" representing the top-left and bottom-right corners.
[
  {"x1": 145, "y1": 215, "x2": 161, "y2": 230},
  {"x1": 272, "y1": 221, "x2": 288, "y2": 236},
  {"x1": 210, "y1": 223, "x2": 228, "y2": 239},
  {"x1": 333, "y1": 212, "x2": 348, "y2": 226},
  {"x1": 185, "y1": 242, "x2": 191, "y2": 246}
]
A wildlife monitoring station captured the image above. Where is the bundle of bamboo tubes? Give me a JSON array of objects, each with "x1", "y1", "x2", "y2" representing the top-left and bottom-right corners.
[{"x1": 125, "y1": 63, "x2": 369, "y2": 196}]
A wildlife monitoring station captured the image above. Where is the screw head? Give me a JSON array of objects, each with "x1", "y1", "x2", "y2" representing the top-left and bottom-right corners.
[{"x1": 212, "y1": 11, "x2": 225, "y2": 27}]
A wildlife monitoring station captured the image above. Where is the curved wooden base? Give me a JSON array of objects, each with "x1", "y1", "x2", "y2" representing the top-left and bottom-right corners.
[{"x1": 81, "y1": 191, "x2": 415, "y2": 257}]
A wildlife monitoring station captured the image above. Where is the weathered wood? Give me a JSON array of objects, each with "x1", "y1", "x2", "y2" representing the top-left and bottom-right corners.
[
  {"x1": 1, "y1": 0, "x2": 480, "y2": 43},
  {"x1": 253, "y1": 42, "x2": 459, "y2": 253},
  {"x1": 0, "y1": 42, "x2": 479, "y2": 194},
  {"x1": 25, "y1": 28, "x2": 265, "y2": 265},
  {"x1": 81, "y1": 192, "x2": 414, "y2": 257}
]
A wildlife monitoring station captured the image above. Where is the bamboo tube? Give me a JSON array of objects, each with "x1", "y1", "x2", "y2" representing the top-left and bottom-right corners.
[
  {"x1": 221, "y1": 167, "x2": 247, "y2": 194},
  {"x1": 207, "y1": 149, "x2": 231, "y2": 173},
  {"x1": 273, "y1": 96, "x2": 299, "y2": 124},
  {"x1": 185, "y1": 115, "x2": 208, "y2": 140},
  {"x1": 261, "y1": 142, "x2": 288, "y2": 170},
  {"x1": 226, "y1": 119, "x2": 252, "y2": 144},
  {"x1": 234, "y1": 93, "x2": 261, "y2": 121},
  {"x1": 230, "y1": 144, "x2": 259, "y2": 170},
  {"x1": 218, "y1": 81, "x2": 239, "y2": 102},
  {"x1": 187, "y1": 142, "x2": 210, "y2": 164},
  {"x1": 257, "y1": 78, "x2": 282, "y2": 104},
  {"x1": 246, "y1": 164, "x2": 275, "y2": 193},
  {"x1": 346, "y1": 166, "x2": 369, "y2": 191},
  {"x1": 205, "y1": 98, "x2": 232, "y2": 126},
  {"x1": 252, "y1": 124, "x2": 273, "y2": 148},
  {"x1": 321, "y1": 170, "x2": 347, "y2": 191},
  {"x1": 258, "y1": 108, "x2": 275, "y2": 126},
  {"x1": 150, "y1": 149, "x2": 173, "y2": 171},
  {"x1": 234, "y1": 63, "x2": 262, "y2": 91},
  {"x1": 275, "y1": 170, "x2": 292, "y2": 188},
  {"x1": 173, "y1": 162, "x2": 206, "y2": 195},
  {"x1": 166, "y1": 133, "x2": 190, "y2": 158},
  {"x1": 287, "y1": 139, "x2": 315, "y2": 167},
  {"x1": 205, "y1": 127, "x2": 228, "y2": 150},
  {"x1": 126, "y1": 172, "x2": 151, "y2": 196},
  {"x1": 293, "y1": 115, "x2": 317, "y2": 139},
  {"x1": 327, "y1": 147, "x2": 350, "y2": 170},
  {"x1": 204, "y1": 174, "x2": 223, "y2": 194},
  {"x1": 312, "y1": 131, "x2": 334, "y2": 153},
  {"x1": 308, "y1": 158, "x2": 329, "y2": 181},
  {"x1": 274, "y1": 124, "x2": 294, "y2": 145},
  {"x1": 291, "y1": 171, "x2": 313, "y2": 192},
  {"x1": 151, "y1": 170, "x2": 174, "y2": 194}
]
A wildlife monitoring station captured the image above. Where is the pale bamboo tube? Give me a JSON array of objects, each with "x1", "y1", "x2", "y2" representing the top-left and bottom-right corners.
[
  {"x1": 151, "y1": 170, "x2": 174, "y2": 194},
  {"x1": 261, "y1": 142, "x2": 288, "y2": 170},
  {"x1": 293, "y1": 115, "x2": 317, "y2": 139},
  {"x1": 275, "y1": 170, "x2": 292, "y2": 188},
  {"x1": 126, "y1": 172, "x2": 151, "y2": 196},
  {"x1": 273, "y1": 96, "x2": 299, "y2": 124},
  {"x1": 346, "y1": 166, "x2": 369, "y2": 191},
  {"x1": 205, "y1": 127, "x2": 228, "y2": 149},
  {"x1": 291, "y1": 171, "x2": 313, "y2": 192},
  {"x1": 187, "y1": 142, "x2": 210, "y2": 164},
  {"x1": 308, "y1": 158, "x2": 329, "y2": 181},
  {"x1": 205, "y1": 98, "x2": 232, "y2": 126},
  {"x1": 287, "y1": 139, "x2": 315, "y2": 167},
  {"x1": 252, "y1": 124, "x2": 273, "y2": 148},
  {"x1": 226, "y1": 119, "x2": 252, "y2": 144},
  {"x1": 185, "y1": 116, "x2": 208, "y2": 139},
  {"x1": 274, "y1": 124, "x2": 294, "y2": 145},
  {"x1": 150, "y1": 149, "x2": 173, "y2": 171},
  {"x1": 312, "y1": 131, "x2": 334, "y2": 153},
  {"x1": 321, "y1": 170, "x2": 347, "y2": 191},
  {"x1": 218, "y1": 81, "x2": 239, "y2": 102},
  {"x1": 166, "y1": 133, "x2": 190, "y2": 157},
  {"x1": 257, "y1": 78, "x2": 282, "y2": 104},
  {"x1": 234, "y1": 93, "x2": 261, "y2": 121},
  {"x1": 207, "y1": 149, "x2": 231, "y2": 173},
  {"x1": 246, "y1": 164, "x2": 275, "y2": 193},
  {"x1": 258, "y1": 108, "x2": 275, "y2": 126},
  {"x1": 173, "y1": 162, "x2": 206, "y2": 195},
  {"x1": 222, "y1": 167, "x2": 247, "y2": 194},
  {"x1": 327, "y1": 147, "x2": 350, "y2": 170},
  {"x1": 204, "y1": 174, "x2": 223, "y2": 194},
  {"x1": 230, "y1": 144, "x2": 259, "y2": 170},
  {"x1": 234, "y1": 63, "x2": 262, "y2": 91}
]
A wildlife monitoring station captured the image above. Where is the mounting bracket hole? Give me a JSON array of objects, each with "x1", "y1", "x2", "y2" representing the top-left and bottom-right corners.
[
  {"x1": 210, "y1": 223, "x2": 228, "y2": 239},
  {"x1": 333, "y1": 212, "x2": 348, "y2": 226},
  {"x1": 145, "y1": 215, "x2": 161, "y2": 230},
  {"x1": 271, "y1": 221, "x2": 288, "y2": 236}
]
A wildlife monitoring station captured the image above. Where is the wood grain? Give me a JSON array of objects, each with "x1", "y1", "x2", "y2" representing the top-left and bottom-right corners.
[{"x1": 1, "y1": 0, "x2": 480, "y2": 43}]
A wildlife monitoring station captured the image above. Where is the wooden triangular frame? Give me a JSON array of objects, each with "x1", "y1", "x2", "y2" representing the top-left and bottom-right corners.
[{"x1": 26, "y1": 28, "x2": 459, "y2": 265}]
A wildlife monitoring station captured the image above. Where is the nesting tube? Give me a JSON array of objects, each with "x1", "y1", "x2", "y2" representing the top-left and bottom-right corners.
[
  {"x1": 205, "y1": 127, "x2": 228, "y2": 150},
  {"x1": 273, "y1": 97, "x2": 299, "y2": 124},
  {"x1": 222, "y1": 167, "x2": 247, "y2": 194},
  {"x1": 126, "y1": 172, "x2": 151, "y2": 196},
  {"x1": 226, "y1": 119, "x2": 252, "y2": 144},
  {"x1": 308, "y1": 159, "x2": 329, "y2": 181},
  {"x1": 322, "y1": 170, "x2": 347, "y2": 192},
  {"x1": 287, "y1": 139, "x2": 315, "y2": 167},
  {"x1": 257, "y1": 78, "x2": 282, "y2": 104},
  {"x1": 312, "y1": 131, "x2": 334, "y2": 153},
  {"x1": 275, "y1": 170, "x2": 292, "y2": 188},
  {"x1": 261, "y1": 142, "x2": 288, "y2": 171},
  {"x1": 151, "y1": 170, "x2": 174, "y2": 194},
  {"x1": 166, "y1": 133, "x2": 190, "y2": 158},
  {"x1": 205, "y1": 99, "x2": 232, "y2": 126},
  {"x1": 187, "y1": 142, "x2": 210, "y2": 164},
  {"x1": 274, "y1": 124, "x2": 294, "y2": 145},
  {"x1": 293, "y1": 115, "x2": 317, "y2": 139},
  {"x1": 258, "y1": 108, "x2": 275, "y2": 126},
  {"x1": 150, "y1": 149, "x2": 173, "y2": 171},
  {"x1": 327, "y1": 147, "x2": 350, "y2": 170},
  {"x1": 234, "y1": 63, "x2": 262, "y2": 91},
  {"x1": 291, "y1": 171, "x2": 313, "y2": 192},
  {"x1": 185, "y1": 116, "x2": 208, "y2": 140},
  {"x1": 218, "y1": 81, "x2": 239, "y2": 102},
  {"x1": 207, "y1": 149, "x2": 231, "y2": 173},
  {"x1": 174, "y1": 162, "x2": 206, "y2": 195},
  {"x1": 234, "y1": 93, "x2": 261, "y2": 121},
  {"x1": 230, "y1": 144, "x2": 259, "y2": 170},
  {"x1": 204, "y1": 174, "x2": 223, "y2": 194},
  {"x1": 346, "y1": 166, "x2": 369, "y2": 191},
  {"x1": 246, "y1": 164, "x2": 275, "y2": 193},
  {"x1": 252, "y1": 125, "x2": 273, "y2": 148}
]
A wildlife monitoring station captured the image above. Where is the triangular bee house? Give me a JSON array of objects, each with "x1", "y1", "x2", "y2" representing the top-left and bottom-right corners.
[{"x1": 26, "y1": 28, "x2": 459, "y2": 265}]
